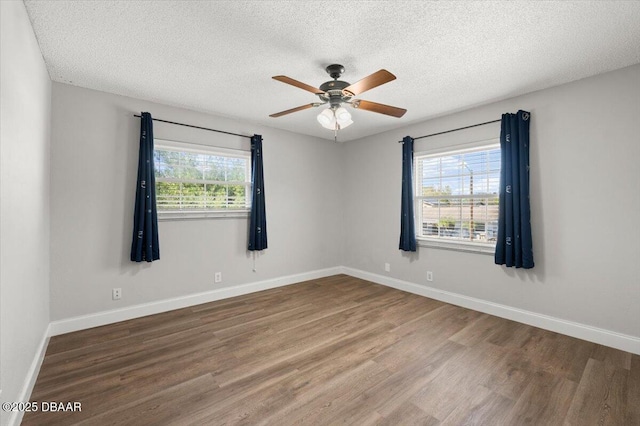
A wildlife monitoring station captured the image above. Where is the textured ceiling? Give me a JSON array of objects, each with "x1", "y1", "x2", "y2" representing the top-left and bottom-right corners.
[{"x1": 24, "y1": 1, "x2": 640, "y2": 142}]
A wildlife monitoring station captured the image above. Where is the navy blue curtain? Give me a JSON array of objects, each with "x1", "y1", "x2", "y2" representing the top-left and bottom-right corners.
[
  {"x1": 130, "y1": 112, "x2": 160, "y2": 262},
  {"x1": 495, "y1": 110, "x2": 534, "y2": 268},
  {"x1": 399, "y1": 136, "x2": 417, "y2": 251},
  {"x1": 248, "y1": 134, "x2": 267, "y2": 251}
]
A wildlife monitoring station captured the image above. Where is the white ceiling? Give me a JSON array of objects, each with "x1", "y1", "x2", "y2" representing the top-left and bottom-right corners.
[{"x1": 24, "y1": 1, "x2": 640, "y2": 142}]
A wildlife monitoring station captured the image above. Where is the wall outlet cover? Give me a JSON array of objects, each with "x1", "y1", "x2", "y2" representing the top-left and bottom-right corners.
[{"x1": 112, "y1": 288, "x2": 122, "y2": 300}]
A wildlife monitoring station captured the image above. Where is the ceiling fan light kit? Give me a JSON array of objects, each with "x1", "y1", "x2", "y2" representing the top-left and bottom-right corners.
[
  {"x1": 270, "y1": 64, "x2": 407, "y2": 140},
  {"x1": 317, "y1": 106, "x2": 353, "y2": 130}
]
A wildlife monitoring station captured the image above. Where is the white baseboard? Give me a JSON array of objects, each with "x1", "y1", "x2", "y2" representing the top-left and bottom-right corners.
[
  {"x1": 49, "y1": 267, "x2": 342, "y2": 336},
  {"x1": 8, "y1": 324, "x2": 51, "y2": 426},
  {"x1": 341, "y1": 266, "x2": 640, "y2": 355}
]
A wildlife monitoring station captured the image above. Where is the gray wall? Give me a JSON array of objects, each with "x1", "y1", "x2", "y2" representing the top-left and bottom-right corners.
[
  {"x1": 0, "y1": 1, "x2": 52, "y2": 423},
  {"x1": 344, "y1": 64, "x2": 640, "y2": 338},
  {"x1": 49, "y1": 83, "x2": 345, "y2": 320},
  {"x1": 48, "y1": 65, "x2": 640, "y2": 340}
]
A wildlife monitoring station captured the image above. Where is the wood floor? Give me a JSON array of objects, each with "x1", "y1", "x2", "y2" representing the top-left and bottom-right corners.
[{"x1": 23, "y1": 275, "x2": 639, "y2": 425}]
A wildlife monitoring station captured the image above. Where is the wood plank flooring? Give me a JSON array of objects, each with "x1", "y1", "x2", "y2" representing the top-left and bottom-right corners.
[{"x1": 22, "y1": 275, "x2": 639, "y2": 425}]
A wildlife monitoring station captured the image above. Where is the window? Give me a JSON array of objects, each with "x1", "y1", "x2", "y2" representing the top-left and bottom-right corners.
[
  {"x1": 415, "y1": 140, "x2": 501, "y2": 253},
  {"x1": 154, "y1": 139, "x2": 251, "y2": 219}
]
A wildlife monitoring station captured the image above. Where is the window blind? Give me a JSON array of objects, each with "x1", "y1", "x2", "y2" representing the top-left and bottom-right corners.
[
  {"x1": 415, "y1": 142, "x2": 501, "y2": 249},
  {"x1": 154, "y1": 140, "x2": 251, "y2": 216}
]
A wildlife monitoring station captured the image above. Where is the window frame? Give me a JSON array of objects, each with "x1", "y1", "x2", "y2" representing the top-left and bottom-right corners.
[
  {"x1": 153, "y1": 139, "x2": 252, "y2": 221},
  {"x1": 414, "y1": 138, "x2": 500, "y2": 254}
]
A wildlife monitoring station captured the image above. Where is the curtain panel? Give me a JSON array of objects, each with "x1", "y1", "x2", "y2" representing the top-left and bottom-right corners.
[
  {"x1": 399, "y1": 136, "x2": 417, "y2": 251},
  {"x1": 495, "y1": 110, "x2": 534, "y2": 268},
  {"x1": 248, "y1": 134, "x2": 267, "y2": 251},
  {"x1": 130, "y1": 112, "x2": 160, "y2": 262}
]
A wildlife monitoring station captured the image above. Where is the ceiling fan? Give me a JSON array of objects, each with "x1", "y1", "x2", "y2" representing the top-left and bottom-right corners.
[{"x1": 269, "y1": 64, "x2": 407, "y2": 137}]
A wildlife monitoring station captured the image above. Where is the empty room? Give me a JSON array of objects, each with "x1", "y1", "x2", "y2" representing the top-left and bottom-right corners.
[{"x1": 2, "y1": 1, "x2": 639, "y2": 425}]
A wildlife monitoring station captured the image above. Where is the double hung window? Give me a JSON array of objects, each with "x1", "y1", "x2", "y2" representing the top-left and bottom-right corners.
[
  {"x1": 414, "y1": 141, "x2": 501, "y2": 252},
  {"x1": 154, "y1": 139, "x2": 251, "y2": 219}
]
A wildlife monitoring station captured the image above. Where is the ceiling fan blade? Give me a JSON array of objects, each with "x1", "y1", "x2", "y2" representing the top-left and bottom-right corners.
[
  {"x1": 342, "y1": 69, "x2": 396, "y2": 97},
  {"x1": 269, "y1": 103, "x2": 316, "y2": 118},
  {"x1": 272, "y1": 76, "x2": 325, "y2": 95},
  {"x1": 353, "y1": 100, "x2": 407, "y2": 118}
]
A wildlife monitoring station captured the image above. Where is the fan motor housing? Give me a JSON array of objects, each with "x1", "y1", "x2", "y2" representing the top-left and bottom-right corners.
[
  {"x1": 319, "y1": 80, "x2": 349, "y2": 92},
  {"x1": 319, "y1": 80, "x2": 352, "y2": 107}
]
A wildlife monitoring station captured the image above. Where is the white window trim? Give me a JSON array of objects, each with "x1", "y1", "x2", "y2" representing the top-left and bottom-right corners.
[
  {"x1": 414, "y1": 137, "x2": 500, "y2": 255},
  {"x1": 413, "y1": 137, "x2": 500, "y2": 158},
  {"x1": 155, "y1": 139, "x2": 250, "y2": 159},
  {"x1": 416, "y1": 237, "x2": 496, "y2": 255},
  {"x1": 154, "y1": 139, "x2": 251, "y2": 221},
  {"x1": 157, "y1": 210, "x2": 250, "y2": 221}
]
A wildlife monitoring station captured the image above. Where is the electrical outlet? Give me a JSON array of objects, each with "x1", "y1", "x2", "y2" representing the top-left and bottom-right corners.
[
  {"x1": 426, "y1": 271, "x2": 433, "y2": 282},
  {"x1": 112, "y1": 288, "x2": 122, "y2": 300},
  {"x1": 384, "y1": 263, "x2": 391, "y2": 272},
  {"x1": 214, "y1": 272, "x2": 222, "y2": 283}
]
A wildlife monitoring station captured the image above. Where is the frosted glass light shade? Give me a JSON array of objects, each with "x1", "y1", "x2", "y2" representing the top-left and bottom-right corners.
[
  {"x1": 317, "y1": 108, "x2": 336, "y2": 129},
  {"x1": 335, "y1": 107, "x2": 353, "y2": 129},
  {"x1": 335, "y1": 107, "x2": 351, "y2": 121}
]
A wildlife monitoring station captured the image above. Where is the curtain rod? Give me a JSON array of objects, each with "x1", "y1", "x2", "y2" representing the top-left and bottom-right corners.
[
  {"x1": 398, "y1": 118, "x2": 501, "y2": 143},
  {"x1": 133, "y1": 114, "x2": 252, "y2": 139}
]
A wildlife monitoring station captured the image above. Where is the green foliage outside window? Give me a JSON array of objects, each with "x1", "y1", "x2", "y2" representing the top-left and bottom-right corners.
[{"x1": 154, "y1": 148, "x2": 250, "y2": 211}]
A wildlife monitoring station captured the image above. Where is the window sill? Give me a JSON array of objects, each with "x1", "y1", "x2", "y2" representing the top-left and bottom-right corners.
[
  {"x1": 158, "y1": 210, "x2": 250, "y2": 221},
  {"x1": 416, "y1": 237, "x2": 495, "y2": 255}
]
